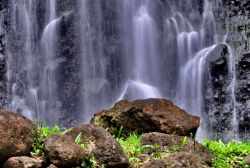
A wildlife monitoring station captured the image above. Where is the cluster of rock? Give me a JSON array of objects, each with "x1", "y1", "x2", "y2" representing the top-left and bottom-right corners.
[{"x1": 0, "y1": 98, "x2": 214, "y2": 168}]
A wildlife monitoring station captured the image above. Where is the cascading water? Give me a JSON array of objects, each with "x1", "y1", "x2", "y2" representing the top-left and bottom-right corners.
[
  {"x1": 7, "y1": 0, "x2": 38, "y2": 119},
  {"x1": 3, "y1": 0, "x2": 247, "y2": 140},
  {"x1": 118, "y1": 2, "x2": 161, "y2": 100},
  {"x1": 7, "y1": 0, "x2": 61, "y2": 123},
  {"x1": 224, "y1": 42, "x2": 238, "y2": 140},
  {"x1": 39, "y1": 0, "x2": 61, "y2": 123}
]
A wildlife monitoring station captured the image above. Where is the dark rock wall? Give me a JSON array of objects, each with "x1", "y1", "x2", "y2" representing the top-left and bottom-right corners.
[
  {"x1": 206, "y1": 0, "x2": 250, "y2": 140},
  {"x1": 0, "y1": 0, "x2": 8, "y2": 107},
  {"x1": 236, "y1": 53, "x2": 250, "y2": 135},
  {"x1": 204, "y1": 45, "x2": 232, "y2": 139}
]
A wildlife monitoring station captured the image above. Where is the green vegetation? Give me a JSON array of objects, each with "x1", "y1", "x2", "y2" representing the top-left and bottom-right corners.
[
  {"x1": 74, "y1": 133, "x2": 100, "y2": 168},
  {"x1": 204, "y1": 140, "x2": 250, "y2": 168},
  {"x1": 31, "y1": 120, "x2": 63, "y2": 156},
  {"x1": 117, "y1": 132, "x2": 146, "y2": 166},
  {"x1": 30, "y1": 122, "x2": 250, "y2": 168},
  {"x1": 117, "y1": 133, "x2": 145, "y2": 157},
  {"x1": 32, "y1": 121, "x2": 99, "y2": 168},
  {"x1": 117, "y1": 131, "x2": 250, "y2": 168},
  {"x1": 116, "y1": 131, "x2": 190, "y2": 167},
  {"x1": 75, "y1": 133, "x2": 89, "y2": 150},
  {"x1": 165, "y1": 136, "x2": 188, "y2": 153},
  {"x1": 80, "y1": 154, "x2": 98, "y2": 168},
  {"x1": 114, "y1": 126, "x2": 147, "y2": 165}
]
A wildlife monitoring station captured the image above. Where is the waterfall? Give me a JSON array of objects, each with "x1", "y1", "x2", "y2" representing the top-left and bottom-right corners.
[
  {"x1": 175, "y1": 0, "x2": 216, "y2": 113},
  {"x1": 118, "y1": 1, "x2": 161, "y2": 100},
  {"x1": 7, "y1": 0, "x2": 37, "y2": 119},
  {"x1": 7, "y1": 0, "x2": 60, "y2": 123},
  {"x1": 3, "y1": 0, "x2": 246, "y2": 140},
  {"x1": 224, "y1": 42, "x2": 238, "y2": 140},
  {"x1": 40, "y1": 17, "x2": 61, "y2": 123}
]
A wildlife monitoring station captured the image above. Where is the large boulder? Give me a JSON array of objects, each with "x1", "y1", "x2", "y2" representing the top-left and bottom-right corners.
[
  {"x1": 141, "y1": 132, "x2": 214, "y2": 165},
  {"x1": 44, "y1": 134, "x2": 86, "y2": 167},
  {"x1": 65, "y1": 124, "x2": 130, "y2": 168},
  {"x1": 2, "y1": 156, "x2": 43, "y2": 168},
  {"x1": 0, "y1": 109, "x2": 35, "y2": 165},
  {"x1": 140, "y1": 152, "x2": 209, "y2": 168},
  {"x1": 91, "y1": 99, "x2": 200, "y2": 136}
]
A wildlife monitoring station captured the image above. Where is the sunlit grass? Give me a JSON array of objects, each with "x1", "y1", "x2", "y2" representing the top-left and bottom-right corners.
[
  {"x1": 204, "y1": 140, "x2": 250, "y2": 168},
  {"x1": 117, "y1": 132, "x2": 146, "y2": 166}
]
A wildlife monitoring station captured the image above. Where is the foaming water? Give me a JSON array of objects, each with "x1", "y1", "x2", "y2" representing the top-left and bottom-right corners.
[
  {"x1": 118, "y1": 80, "x2": 161, "y2": 101},
  {"x1": 117, "y1": 3, "x2": 161, "y2": 101}
]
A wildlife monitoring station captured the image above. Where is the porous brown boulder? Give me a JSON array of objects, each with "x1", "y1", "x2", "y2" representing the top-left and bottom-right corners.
[
  {"x1": 141, "y1": 132, "x2": 214, "y2": 165},
  {"x1": 66, "y1": 124, "x2": 130, "y2": 168},
  {"x1": 2, "y1": 156, "x2": 43, "y2": 168},
  {"x1": 164, "y1": 152, "x2": 210, "y2": 168},
  {"x1": 44, "y1": 134, "x2": 86, "y2": 167},
  {"x1": 91, "y1": 99, "x2": 200, "y2": 136},
  {"x1": 0, "y1": 109, "x2": 35, "y2": 166},
  {"x1": 140, "y1": 158, "x2": 166, "y2": 168},
  {"x1": 140, "y1": 152, "x2": 209, "y2": 168}
]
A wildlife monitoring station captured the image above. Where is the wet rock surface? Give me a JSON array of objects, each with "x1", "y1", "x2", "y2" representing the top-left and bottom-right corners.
[
  {"x1": 204, "y1": 44, "x2": 233, "y2": 139},
  {"x1": 0, "y1": 109, "x2": 35, "y2": 166},
  {"x1": 0, "y1": 0, "x2": 8, "y2": 108},
  {"x1": 140, "y1": 152, "x2": 209, "y2": 168},
  {"x1": 2, "y1": 156, "x2": 43, "y2": 168},
  {"x1": 66, "y1": 124, "x2": 130, "y2": 168},
  {"x1": 236, "y1": 53, "x2": 250, "y2": 136},
  {"x1": 141, "y1": 132, "x2": 214, "y2": 165},
  {"x1": 92, "y1": 99, "x2": 200, "y2": 136},
  {"x1": 45, "y1": 134, "x2": 86, "y2": 168},
  {"x1": 209, "y1": 0, "x2": 250, "y2": 140}
]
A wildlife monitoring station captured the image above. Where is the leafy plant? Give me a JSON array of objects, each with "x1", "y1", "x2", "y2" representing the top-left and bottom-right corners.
[
  {"x1": 117, "y1": 132, "x2": 147, "y2": 167},
  {"x1": 118, "y1": 132, "x2": 146, "y2": 158},
  {"x1": 165, "y1": 145, "x2": 182, "y2": 153},
  {"x1": 151, "y1": 151, "x2": 163, "y2": 159},
  {"x1": 164, "y1": 136, "x2": 188, "y2": 153},
  {"x1": 31, "y1": 120, "x2": 63, "y2": 156},
  {"x1": 204, "y1": 139, "x2": 250, "y2": 168},
  {"x1": 80, "y1": 154, "x2": 98, "y2": 168},
  {"x1": 74, "y1": 133, "x2": 101, "y2": 168},
  {"x1": 75, "y1": 133, "x2": 82, "y2": 144},
  {"x1": 117, "y1": 126, "x2": 123, "y2": 139},
  {"x1": 75, "y1": 133, "x2": 89, "y2": 150},
  {"x1": 181, "y1": 136, "x2": 188, "y2": 148}
]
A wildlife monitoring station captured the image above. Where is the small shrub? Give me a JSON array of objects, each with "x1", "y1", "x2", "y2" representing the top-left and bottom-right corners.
[
  {"x1": 204, "y1": 139, "x2": 250, "y2": 168},
  {"x1": 74, "y1": 133, "x2": 101, "y2": 168},
  {"x1": 118, "y1": 132, "x2": 146, "y2": 158},
  {"x1": 75, "y1": 133, "x2": 89, "y2": 150},
  {"x1": 117, "y1": 132, "x2": 147, "y2": 167},
  {"x1": 31, "y1": 120, "x2": 63, "y2": 156},
  {"x1": 80, "y1": 154, "x2": 98, "y2": 168},
  {"x1": 164, "y1": 136, "x2": 188, "y2": 153}
]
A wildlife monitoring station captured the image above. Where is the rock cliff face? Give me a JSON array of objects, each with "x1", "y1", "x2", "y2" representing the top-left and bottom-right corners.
[
  {"x1": 204, "y1": 0, "x2": 250, "y2": 140},
  {"x1": 236, "y1": 53, "x2": 250, "y2": 136},
  {"x1": 0, "y1": 0, "x2": 8, "y2": 108}
]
